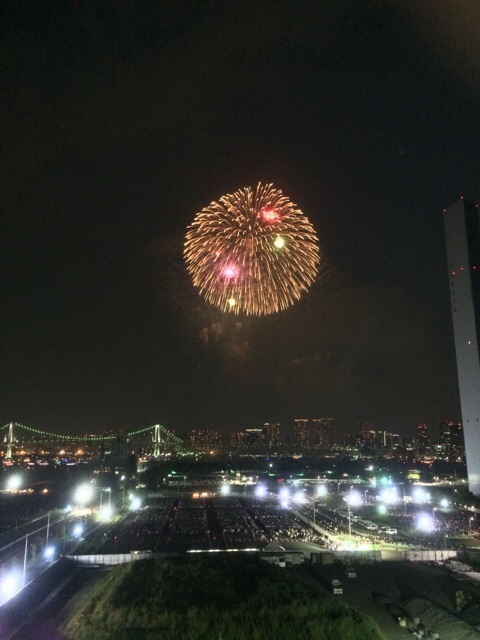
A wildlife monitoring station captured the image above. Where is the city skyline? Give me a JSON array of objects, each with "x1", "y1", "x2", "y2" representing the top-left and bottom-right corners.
[
  {"x1": 2, "y1": 2, "x2": 480, "y2": 436},
  {"x1": 0, "y1": 415, "x2": 464, "y2": 447}
]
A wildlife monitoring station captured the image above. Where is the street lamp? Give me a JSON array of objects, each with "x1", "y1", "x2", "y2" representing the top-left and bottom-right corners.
[
  {"x1": 23, "y1": 533, "x2": 28, "y2": 587},
  {"x1": 45, "y1": 511, "x2": 51, "y2": 548},
  {"x1": 313, "y1": 485, "x2": 328, "y2": 526},
  {"x1": 344, "y1": 490, "x2": 362, "y2": 540}
]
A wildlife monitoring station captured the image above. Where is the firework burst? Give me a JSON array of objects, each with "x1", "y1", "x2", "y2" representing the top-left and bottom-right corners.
[{"x1": 184, "y1": 183, "x2": 320, "y2": 316}]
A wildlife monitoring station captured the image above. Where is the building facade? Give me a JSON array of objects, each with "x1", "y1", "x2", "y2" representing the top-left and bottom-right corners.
[
  {"x1": 293, "y1": 419, "x2": 309, "y2": 448},
  {"x1": 311, "y1": 418, "x2": 335, "y2": 448}
]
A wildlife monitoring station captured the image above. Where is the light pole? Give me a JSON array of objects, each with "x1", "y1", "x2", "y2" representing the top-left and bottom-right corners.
[
  {"x1": 23, "y1": 533, "x2": 28, "y2": 587},
  {"x1": 344, "y1": 490, "x2": 362, "y2": 543},
  {"x1": 313, "y1": 485, "x2": 327, "y2": 527},
  {"x1": 45, "y1": 512, "x2": 50, "y2": 548}
]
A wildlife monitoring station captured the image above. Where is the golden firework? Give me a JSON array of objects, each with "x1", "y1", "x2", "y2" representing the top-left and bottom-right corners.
[{"x1": 184, "y1": 183, "x2": 320, "y2": 315}]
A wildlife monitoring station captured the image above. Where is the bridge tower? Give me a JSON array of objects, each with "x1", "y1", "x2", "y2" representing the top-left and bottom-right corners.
[
  {"x1": 6, "y1": 422, "x2": 15, "y2": 459},
  {"x1": 153, "y1": 424, "x2": 162, "y2": 457}
]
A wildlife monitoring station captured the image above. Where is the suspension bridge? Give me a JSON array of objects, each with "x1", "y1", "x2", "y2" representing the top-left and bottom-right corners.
[{"x1": 0, "y1": 422, "x2": 182, "y2": 459}]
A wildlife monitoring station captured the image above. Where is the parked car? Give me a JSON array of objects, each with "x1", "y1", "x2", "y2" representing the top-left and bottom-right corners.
[{"x1": 380, "y1": 526, "x2": 397, "y2": 535}]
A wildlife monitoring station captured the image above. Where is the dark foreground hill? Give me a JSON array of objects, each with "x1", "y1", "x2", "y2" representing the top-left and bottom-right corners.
[{"x1": 60, "y1": 555, "x2": 384, "y2": 640}]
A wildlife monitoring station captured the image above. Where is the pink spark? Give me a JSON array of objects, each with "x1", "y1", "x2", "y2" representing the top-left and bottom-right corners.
[
  {"x1": 261, "y1": 208, "x2": 280, "y2": 223},
  {"x1": 222, "y1": 264, "x2": 239, "y2": 279}
]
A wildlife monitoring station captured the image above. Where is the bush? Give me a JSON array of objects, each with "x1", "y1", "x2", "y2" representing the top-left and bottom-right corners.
[{"x1": 61, "y1": 557, "x2": 385, "y2": 640}]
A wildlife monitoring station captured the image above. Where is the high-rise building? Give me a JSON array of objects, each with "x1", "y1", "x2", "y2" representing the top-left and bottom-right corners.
[
  {"x1": 262, "y1": 422, "x2": 280, "y2": 448},
  {"x1": 187, "y1": 429, "x2": 220, "y2": 451},
  {"x1": 444, "y1": 198, "x2": 480, "y2": 495},
  {"x1": 293, "y1": 419, "x2": 309, "y2": 448},
  {"x1": 244, "y1": 428, "x2": 263, "y2": 447},
  {"x1": 439, "y1": 420, "x2": 465, "y2": 459},
  {"x1": 311, "y1": 418, "x2": 335, "y2": 448},
  {"x1": 357, "y1": 421, "x2": 376, "y2": 450},
  {"x1": 416, "y1": 424, "x2": 430, "y2": 454}
]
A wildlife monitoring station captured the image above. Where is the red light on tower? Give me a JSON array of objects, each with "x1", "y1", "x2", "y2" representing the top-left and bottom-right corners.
[{"x1": 260, "y1": 208, "x2": 280, "y2": 223}]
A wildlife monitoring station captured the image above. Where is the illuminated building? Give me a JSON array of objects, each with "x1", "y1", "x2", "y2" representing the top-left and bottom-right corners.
[
  {"x1": 438, "y1": 420, "x2": 464, "y2": 459},
  {"x1": 245, "y1": 428, "x2": 263, "y2": 447},
  {"x1": 187, "y1": 429, "x2": 220, "y2": 451},
  {"x1": 311, "y1": 418, "x2": 334, "y2": 448},
  {"x1": 416, "y1": 424, "x2": 430, "y2": 454},
  {"x1": 262, "y1": 423, "x2": 280, "y2": 448},
  {"x1": 375, "y1": 431, "x2": 401, "y2": 449},
  {"x1": 293, "y1": 419, "x2": 309, "y2": 448},
  {"x1": 444, "y1": 198, "x2": 480, "y2": 494},
  {"x1": 357, "y1": 421, "x2": 376, "y2": 450}
]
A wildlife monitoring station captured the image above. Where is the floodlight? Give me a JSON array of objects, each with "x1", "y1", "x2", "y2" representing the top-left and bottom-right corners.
[
  {"x1": 220, "y1": 484, "x2": 230, "y2": 496},
  {"x1": 7, "y1": 475, "x2": 21, "y2": 491},
  {"x1": 255, "y1": 485, "x2": 267, "y2": 498},
  {"x1": 293, "y1": 490, "x2": 306, "y2": 504},
  {"x1": 74, "y1": 483, "x2": 94, "y2": 505},
  {"x1": 130, "y1": 497, "x2": 141, "y2": 511},
  {"x1": 2, "y1": 571, "x2": 20, "y2": 598},
  {"x1": 44, "y1": 546, "x2": 55, "y2": 560},
  {"x1": 416, "y1": 512, "x2": 435, "y2": 532}
]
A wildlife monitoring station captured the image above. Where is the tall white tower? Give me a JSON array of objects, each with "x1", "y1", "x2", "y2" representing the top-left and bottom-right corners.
[{"x1": 444, "y1": 198, "x2": 480, "y2": 495}]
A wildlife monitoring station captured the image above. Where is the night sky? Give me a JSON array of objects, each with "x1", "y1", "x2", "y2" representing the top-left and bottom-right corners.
[{"x1": 2, "y1": 1, "x2": 480, "y2": 438}]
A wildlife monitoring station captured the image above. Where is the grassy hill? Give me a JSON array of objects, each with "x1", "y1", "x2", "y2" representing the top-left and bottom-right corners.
[{"x1": 60, "y1": 556, "x2": 385, "y2": 640}]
